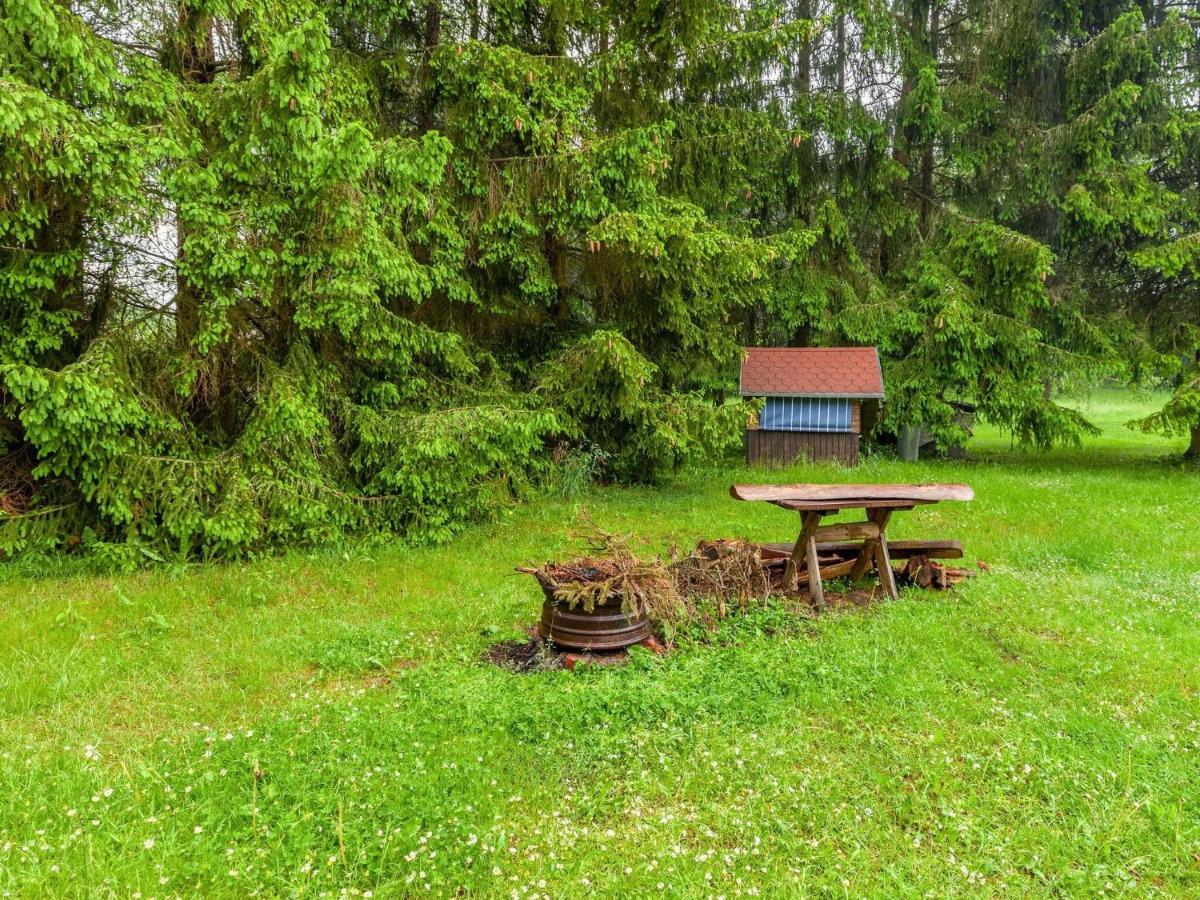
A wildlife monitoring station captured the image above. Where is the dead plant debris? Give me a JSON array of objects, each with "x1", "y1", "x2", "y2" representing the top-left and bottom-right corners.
[
  {"x1": 484, "y1": 631, "x2": 565, "y2": 673},
  {"x1": 517, "y1": 522, "x2": 684, "y2": 624},
  {"x1": 520, "y1": 533, "x2": 975, "y2": 623},
  {"x1": 499, "y1": 521, "x2": 982, "y2": 669}
]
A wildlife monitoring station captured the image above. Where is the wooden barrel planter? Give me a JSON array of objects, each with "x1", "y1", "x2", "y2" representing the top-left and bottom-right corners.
[{"x1": 533, "y1": 576, "x2": 651, "y2": 652}]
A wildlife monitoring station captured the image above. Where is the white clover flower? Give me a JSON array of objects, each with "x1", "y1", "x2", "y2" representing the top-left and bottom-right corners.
[{"x1": 143, "y1": 838, "x2": 155, "y2": 849}]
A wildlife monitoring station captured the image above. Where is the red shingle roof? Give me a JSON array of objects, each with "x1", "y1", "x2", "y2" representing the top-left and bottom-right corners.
[{"x1": 739, "y1": 347, "x2": 884, "y2": 398}]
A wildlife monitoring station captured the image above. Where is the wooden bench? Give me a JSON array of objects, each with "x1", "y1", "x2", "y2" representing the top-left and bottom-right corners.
[{"x1": 730, "y1": 483, "x2": 973, "y2": 607}]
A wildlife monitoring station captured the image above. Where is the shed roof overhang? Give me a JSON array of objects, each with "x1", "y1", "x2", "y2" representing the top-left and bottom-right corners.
[{"x1": 738, "y1": 347, "x2": 885, "y2": 399}]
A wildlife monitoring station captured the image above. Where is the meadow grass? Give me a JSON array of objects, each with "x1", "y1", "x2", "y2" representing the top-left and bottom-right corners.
[{"x1": 1, "y1": 389, "x2": 1198, "y2": 896}]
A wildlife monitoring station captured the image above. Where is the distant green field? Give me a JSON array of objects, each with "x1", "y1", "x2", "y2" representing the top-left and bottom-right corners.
[{"x1": 1, "y1": 389, "x2": 1197, "y2": 896}]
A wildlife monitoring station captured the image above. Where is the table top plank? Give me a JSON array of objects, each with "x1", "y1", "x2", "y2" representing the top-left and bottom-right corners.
[{"x1": 731, "y1": 482, "x2": 974, "y2": 504}]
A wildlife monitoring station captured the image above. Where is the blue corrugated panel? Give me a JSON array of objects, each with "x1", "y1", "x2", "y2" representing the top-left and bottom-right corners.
[{"x1": 760, "y1": 397, "x2": 853, "y2": 432}]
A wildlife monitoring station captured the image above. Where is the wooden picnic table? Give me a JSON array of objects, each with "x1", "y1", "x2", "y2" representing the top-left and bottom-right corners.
[{"x1": 730, "y1": 482, "x2": 974, "y2": 607}]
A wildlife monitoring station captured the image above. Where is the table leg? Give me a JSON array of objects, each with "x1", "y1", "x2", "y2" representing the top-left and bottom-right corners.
[
  {"x1": 849, "y1": 508, "x2": 891, "y2": 581},
  {"x1": 784, "y1": 510, "x2": 823, "y2": 599},
  {"x1": 802, "y1": 512, "x2": 826, "y2": 610},
  {"x1": 871, "y1": 510, "x2": 899, "y2": 600}
]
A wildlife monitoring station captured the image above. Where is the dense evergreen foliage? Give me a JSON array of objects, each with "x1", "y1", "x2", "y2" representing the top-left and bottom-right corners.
[{"x1": 2, "y1": 0, "x2": 1198, "y2": 558}]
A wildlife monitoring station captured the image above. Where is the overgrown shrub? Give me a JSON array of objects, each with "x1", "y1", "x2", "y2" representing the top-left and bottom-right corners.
[
  {"x1": 536, "y1": 331, "x2": 746, "y2": 482},
  {"x1": 5, "y1": 0, "x2": 1198, "y2": 560}
]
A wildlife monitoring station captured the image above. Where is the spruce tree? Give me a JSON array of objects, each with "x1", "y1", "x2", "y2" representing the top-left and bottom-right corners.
[{"x1": 2, "y1": 0, "x2": 1198, "y2": 559}]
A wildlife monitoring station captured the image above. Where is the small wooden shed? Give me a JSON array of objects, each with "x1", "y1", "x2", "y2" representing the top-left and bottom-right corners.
[{"x1": 740, "y1": 347, "x2": 884, "y2": 466}]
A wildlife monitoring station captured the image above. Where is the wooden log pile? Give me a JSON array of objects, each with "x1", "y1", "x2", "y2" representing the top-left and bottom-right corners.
[
  {"x1": 675, "y1": 539, "x2": 979, "y2": 598},
  {"x1": 894, "y1": 554, "x2": 975, "y2": 590},
  {"x1": 756, "y1": 540, "x2": 975, "y2": 592}
]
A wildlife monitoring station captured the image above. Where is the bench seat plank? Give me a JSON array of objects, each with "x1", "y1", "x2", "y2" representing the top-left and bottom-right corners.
[
  {"x1": 758, "y1": 539, "x2": 964, "y2": 561},
  {"x1": 772, "y1": 499, "x2": 922, "y2": 512}
]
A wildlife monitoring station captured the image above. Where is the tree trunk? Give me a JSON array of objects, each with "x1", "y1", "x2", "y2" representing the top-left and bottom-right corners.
[
  {"x1": 36, "y1": 204, "x2": 87, "y2": 363},
  {"x1": 178, "y1": 14, "x2": 216, "y2": 83},
  {"x1": 791, "y1": 0, "x2": 815, "y2": 218},
  {"x1": 833, "y1": 12, "x2": 846, "y2": 169},
  {"x1": 174, "y1": 8, "x2": 215, "y2": 348},
  {"x1": 546, "y1": 233, "x2": 570, "y2": 322},
  {"x1": 885, "y1": 1, "x2": 932, "y2": 271},
  {"x1": 918, "y1": 2, "x2": 938, "y2": 231},
  {"x1": 1190, "y1": 353, "x2": 1200, "y2": 458},
  {"x1": 416, "y1": 3, "x2": 441, "y2": 133},
  {"x1": 542, "y1": 11, "x2": 569, "y2": 323},
  {"x1": 176, "y1": 209, "x2": 200, "y2": 348},
  {"x1": 795, "y1": 0, "x2": 811, "y2": 98},
  {"x1": 596, "y1": 21, "x2": 609, "y2": 123}
]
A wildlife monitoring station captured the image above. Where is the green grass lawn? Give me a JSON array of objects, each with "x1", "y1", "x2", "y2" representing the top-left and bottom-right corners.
[{"x1": 1, "y1": 390, "x2": 1198, "y2": 896}]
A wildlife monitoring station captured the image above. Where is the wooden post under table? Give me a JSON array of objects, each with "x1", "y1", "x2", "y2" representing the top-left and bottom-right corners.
[
  {"x1": 847, "y1": 506, "x2": 899, "y2": 599},
  {"x1": 784, "y1": 510, "x2": 825, "y2": 607},
  {"x1": 801, "y1": 511, "x2": 826, "y2": 609},
  {"x1": 873, "y1": 508, "x2": 899, "y2": 599},
  {"x1": 849, "y1": 508, "x2": 887, "y2": 580}
]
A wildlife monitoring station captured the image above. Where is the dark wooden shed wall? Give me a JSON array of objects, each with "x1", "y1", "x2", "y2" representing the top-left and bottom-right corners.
[
  {"x1": 745, "y1": 401, "x2": 862, "y2": 465},
  {"x1": 745, "y1": 429, "x2": 860, "y2": 466}
]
